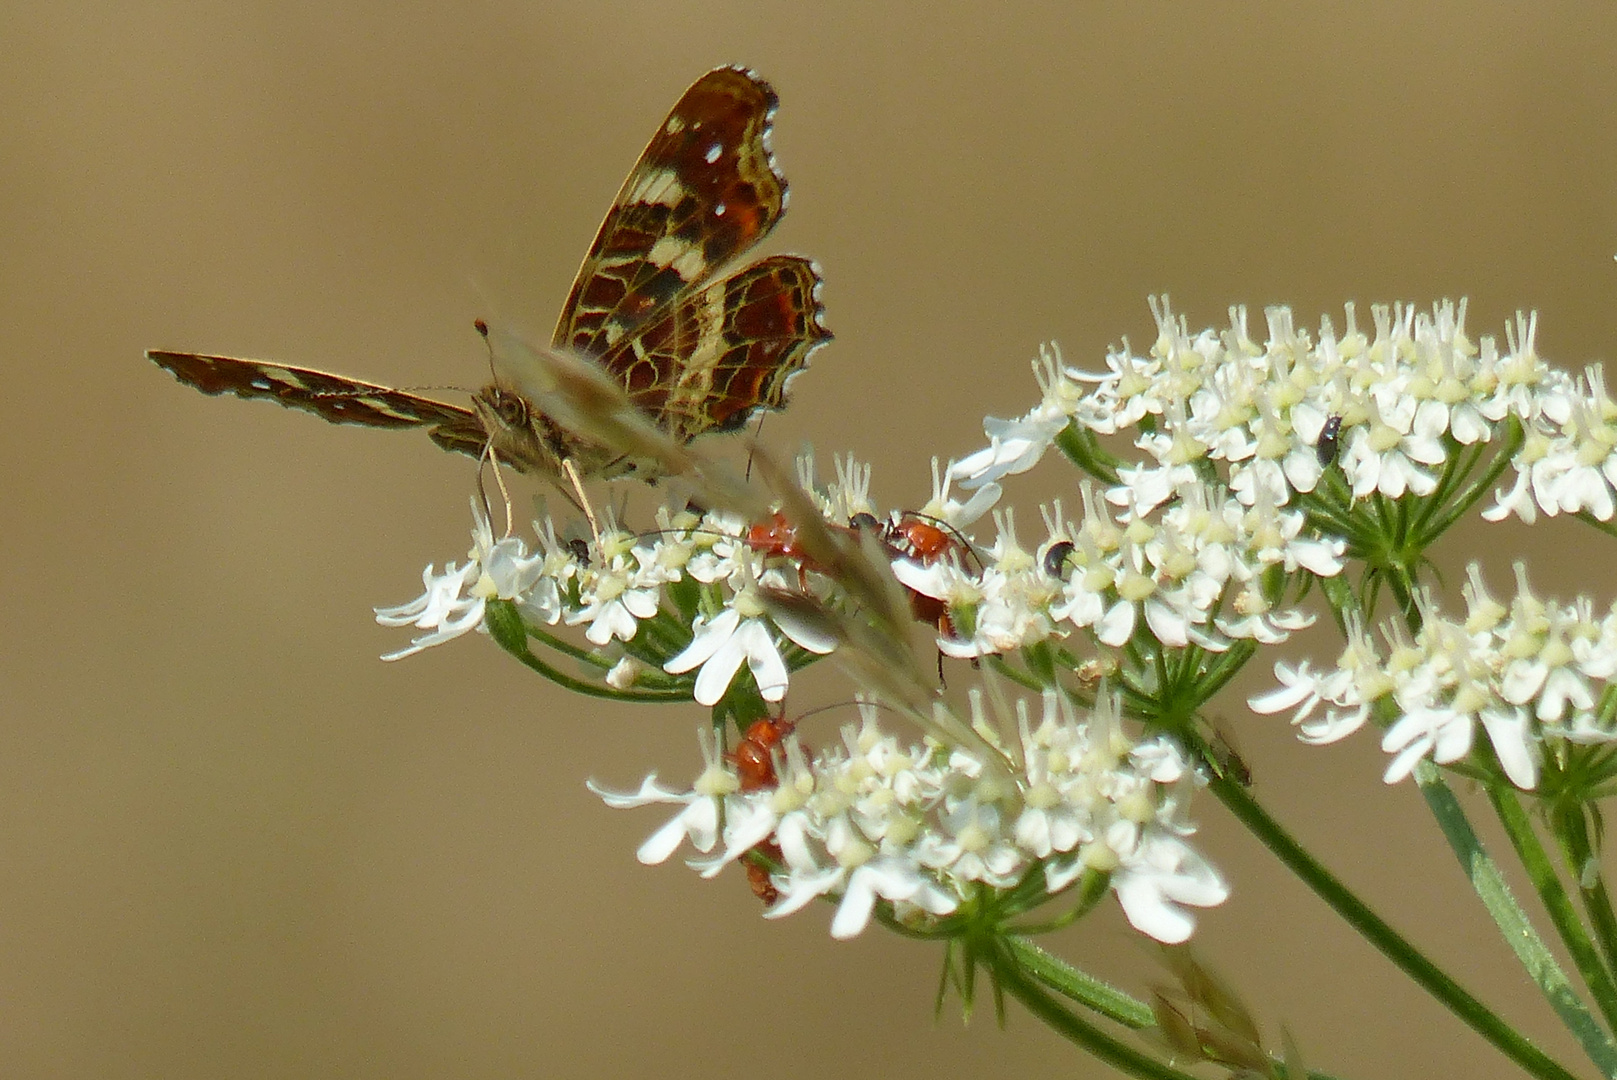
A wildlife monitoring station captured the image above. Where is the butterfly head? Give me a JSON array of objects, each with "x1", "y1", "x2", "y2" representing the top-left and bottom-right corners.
[
  {"x1": 480, "y1": 384, "x2": 530, "y2": 430},
  {"x1": 471, "y1": 384, "x2": 567, "y2": 479}
]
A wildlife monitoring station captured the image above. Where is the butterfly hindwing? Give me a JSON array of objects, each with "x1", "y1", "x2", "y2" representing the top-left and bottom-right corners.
[{"x1": 605, "y1": 254, "x2": 830, "y2": 440}]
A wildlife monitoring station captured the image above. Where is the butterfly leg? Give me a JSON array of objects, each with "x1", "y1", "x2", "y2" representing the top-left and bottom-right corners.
[
  {"x1": 492, "y1": 450, "x2": 521, "y2": 539},
  {"x1": 474, "y1": 444, "x2": 518, "y2": 540},
  {"x1": 561, "y1": 457, "x2": 602, "y2": 546}
]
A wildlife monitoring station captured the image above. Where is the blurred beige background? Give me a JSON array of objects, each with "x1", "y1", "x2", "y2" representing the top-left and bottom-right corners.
[{"x1": 4, "y1": 2, "x2": 1617, "y2": 1077}]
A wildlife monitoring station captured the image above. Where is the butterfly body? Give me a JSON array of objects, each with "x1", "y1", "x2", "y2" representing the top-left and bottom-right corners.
[{"x1": 149, "y1": 66, "x2": 829, "y2": 485}]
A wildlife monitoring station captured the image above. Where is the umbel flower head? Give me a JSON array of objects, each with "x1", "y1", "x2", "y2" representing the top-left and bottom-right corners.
[
  {"x1": 374, "y1": 497, "x2": 840, "y2": 705},
  {"x1": 592, "y1": 689, "x2": 1228, "y2": 945},
  {"x1": 1251, "y1": 562, "x2": 1617, "y2": 793},
  {"x1": 950, "y1": 297, "x2": 1560, "y2": 520}
]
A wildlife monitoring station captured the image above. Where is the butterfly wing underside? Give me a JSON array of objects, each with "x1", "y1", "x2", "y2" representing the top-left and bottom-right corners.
[
  {"x1": 551, "y1": 66, "x2": 789, "y2": 360},
  {"x1": 607, "y1": 253, "x2": 829, "y2": 441},
  {"x1": 149, "y1": 66, "x2": 828, "y2": 479},
  {"x1": 536, "y1": 65, "x2": 830, "y2": 451},
  {"x1": 146, "y1": 350, "x2": 488, "y2": 459}
]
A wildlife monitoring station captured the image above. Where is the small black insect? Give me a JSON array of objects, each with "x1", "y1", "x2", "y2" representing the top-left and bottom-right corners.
[
  {"x1": 1316, "y1": 414, "x2": 1344, "y2": 467},
  {"x1": 1043, "y1": 540, "x2": 1076, "y2": 578},
  {"x1": 565, "y1": 537, "x2": 591, "y2": 564}
]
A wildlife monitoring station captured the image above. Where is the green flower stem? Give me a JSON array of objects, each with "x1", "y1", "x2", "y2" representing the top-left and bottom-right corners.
[
  {"x1": 633, "y1": 606, "x2": 694, "y2": 658},
  {"x1": 1555, "y1": 810, "x2": 1617, "y2": 990},
  {"x1": 519, "y1": 612, "x2": 681, "y2": 689},
  {"x1": 519, "y1": 619, "x2": 612, "y2": 670},
  {"x1": 985, "y1": 654, "x2": 1047, "y2": 693},
  {"x1": 1409, "y1": 440, "x2": 1471, "y2": 527},
  {"x1": 996, "y1": 938, "x2": 1347, "y2": 1080},
  {"x1": 1416, "y1": 419, "x2": 1523, "y2": 536},
  {"x1": 1003, "y1": 936, "x2": 1153, "y2": 1028},
  {"x1": 1477, "y1": 779, "x2": 1617, "y2": 1066},
  {"x1": 1411, "y1": 445, "x2": 1479, "y2": 542},
  {"x1": 485, "y1": 600, "x2": 689, "y2": 703},
  {"x1": 521, "y1": 611, "x2": 689, "y2": 691},
  {"x1": 1183, "y1": 640, "x2": 1255, "y2": 706},
  {"x1": 1211, "y1": 773, "x2": 1585, "y2": 1080},
  {"x1": 1054, "y1": 422, "x2": 1121, "y2": 486},
  {"x1": 988, "y1": 942, "x2": 1200, "y2": 1080},
  {"x1": 1297, "y1": 496, "x2": 1359, "y2": 542}
]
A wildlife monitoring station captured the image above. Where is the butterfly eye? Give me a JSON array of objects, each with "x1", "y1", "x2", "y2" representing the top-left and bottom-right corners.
[{"x1": 490, "y1": 389, "x2": 528, "y2": 428}]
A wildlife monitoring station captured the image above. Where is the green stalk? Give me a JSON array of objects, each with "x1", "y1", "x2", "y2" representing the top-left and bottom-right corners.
[
  {"x1": 1213, "y1": 774, "x2": 1584, "y2": 1080},
  {"x1": 994, "y1": 939, "x2": 1345, "y2": 1080},
  {"x1": 1002, "y1": 936, "x2": 1154, "y2": 1028},
  {"x1": 1556, "y1": 809, "x2": 1617, "y2": 989},
  {"x1": 1055, "y1": 422, "x2": 1121, "y2": 485},
  {"x1": 1414, "y1": 421, "x2": 1523, "y2": 541},
  {"x1": 485, "y1": 600, "x2": 689, "y2": 703},
  {"x1": 1473, "y1": 779, "x2": 1617, "y2": 1066},
  {"x1": 519, "y1": 619, "x2": 613, "y2": 669},
  {"x1": 986, "y1": 654, "x2": 1048, "y2": 693},
  {"x1": 988, "y1": 942, "x2": 1201, "y2": 1080}
]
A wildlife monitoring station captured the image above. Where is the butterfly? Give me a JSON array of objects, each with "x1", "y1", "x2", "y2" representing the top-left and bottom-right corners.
[{"x1": 148, "y1": 66, "x2": 831, "y2": 486}]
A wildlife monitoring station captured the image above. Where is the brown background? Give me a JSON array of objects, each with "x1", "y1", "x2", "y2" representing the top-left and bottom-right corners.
[{"x1": 5, "y1": 2, "x2": 1617, "y2": 1077}]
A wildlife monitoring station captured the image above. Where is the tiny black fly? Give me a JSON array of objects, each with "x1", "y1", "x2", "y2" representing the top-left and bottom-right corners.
[
  {"x1": 1043, "y1": 540, "x2": 1076, "y2": 578},
  {"x1": 1316, "y1": 415, "x2": 1343, "y2": 467}
]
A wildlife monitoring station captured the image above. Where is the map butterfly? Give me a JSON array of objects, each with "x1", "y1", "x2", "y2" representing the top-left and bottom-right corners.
[{"x1": 148, "y1": 67, "x2": 831, "y2": 484}]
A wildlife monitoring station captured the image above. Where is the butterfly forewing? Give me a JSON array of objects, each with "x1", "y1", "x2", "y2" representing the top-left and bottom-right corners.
[
  {"x1": 552, "y1": 67, "x2": 787, "y2": 360},
  {"x1": 147, "y1": 349, "x2": 487, "y2": 455}
]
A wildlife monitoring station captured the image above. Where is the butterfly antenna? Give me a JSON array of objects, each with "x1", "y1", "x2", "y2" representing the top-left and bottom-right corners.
[
  {"x1": 474, "y1": 318, "x2": 497, "y2": 381},
  {"x1": 493, "y1": 452, "x2": 520, "y2": 538}
]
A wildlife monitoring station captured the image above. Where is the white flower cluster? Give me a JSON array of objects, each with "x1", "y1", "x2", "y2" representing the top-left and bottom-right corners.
[
  {"x1": 1250, "y1": 563, "x2": 1617, "y2": 789},
  {"x1": 375, "y1": 497, "x2": 550, "y2": 661},
  {"x1": 375, "y1": 498, "x2": 836, "y2": 703},
  {"x1": 593, "y1": 691, "x2": 1228, "y2": 944},
  {"x1": 373, "y1": 453, "x2": 1000, "y2": 694},
  {"x1": 905, "y1": 477, "x2": 1343, "y2": 661},
  {"x1": 372, "y1": 295, "x2": 1613, "y2": 960},
  {"x1": 1483, "y1": 340, "x2": 1617, "y2": 523},
  {"x1": 951, "y1": 298, "x2": 1554, "y2": 514}
]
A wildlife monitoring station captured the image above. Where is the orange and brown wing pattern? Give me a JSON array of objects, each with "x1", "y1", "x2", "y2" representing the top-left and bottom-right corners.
[
  {"x1": 552, "y1": 67, "x2": 787, "y2": 361},
  {"x1": 602, "y1": 254, "x2": 830, "y2": 441},
  {"x1": 147, "y1": 350, "x2": 488, "y2": 459},
  {"x1": 148, "y1": 67, "x2": 825, "y2": 481}
]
